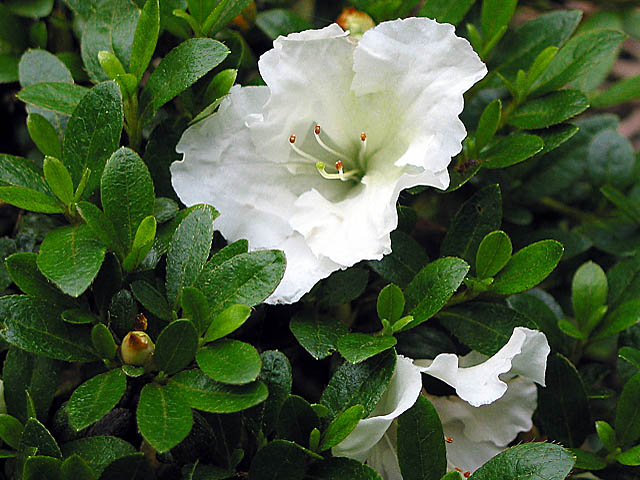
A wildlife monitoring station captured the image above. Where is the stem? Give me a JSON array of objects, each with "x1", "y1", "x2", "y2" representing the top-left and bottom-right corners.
[
  {"x1": 445, "y1": 288, "x2": 479, "y2": 308},
  {"x1": 538, "y1": 197, "x2": 598, "y2": 223},
  {"x1": 124, "y1": 91, "x2": 142, "y2": 153}
]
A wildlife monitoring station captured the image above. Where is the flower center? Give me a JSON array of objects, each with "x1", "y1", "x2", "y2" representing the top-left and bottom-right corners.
[{"x1": 288, "y1": 124, "x2": 367, "y2": 182}]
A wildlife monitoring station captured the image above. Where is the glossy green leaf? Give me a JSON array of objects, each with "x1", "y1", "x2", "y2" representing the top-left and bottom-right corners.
[
  {"x1": 600, "y1": 184, "x2": 640, "y2": 225},
  {"x1": 42, "y1": 156, "x2": 73, "y2": 206},
  {"x1": 122, "y1": 215, "x2": 156, "y2": 271},
  {"x1": 481, "y1": 133, "x2": 544, "y2": 169},
  {"x1": 0, "y1": 154, "x2": 50, "y2": 192},
  {"x1": 469, "y1": 443, "x2": 574, "y2": 479},
  {"x1": 100, "y1": 453, "x2": 153, "y2": 479},
  {"x1": 23, "y1": 456, "x2": 62, "y2": 480},
  {"x1": 67, "y1": 369, "x2": 126, "y2": 431},
  {"x1": 441, "y1": 184, "x2": 501, "y2": 263},
  {"x1": 254, "y1": 350, "x2": 292, "y2": 435},
  {"x1": 475, "y1": 230, "x2": 512, "y2": 278},
  {"x1": 197, "y1": 339, "x2": 261, "y2": 385},
  {"x1": 404, "y1": 257, "x2": 470, "y2": 329},
  {"x1": 248, "y1": 439, "x2": 313, "y2": 480},
  {"x1": 616, "y1": 372, "x2": 640, "y2": 445},
  {"x1": 475, "y1": 99, "x2": 501, "y2": 151},
  {"x1": 307, "y1": 457, "x2": 382, "y2": 479},
  {"x1": 618, "y1": 444, "x2": 640, "y2": 466},
  {"x1": 27, "y1": 114, "x2": 62, "y2": 158},
  {"x1": 63, "y1": 81, "x2": 123, "y2": 195},
  {"x1": 60, "y1": 455, "x2": 96, "y2": 480},
  {"x1": 591, "y1": 74, "x2": 640, "y2": 108},
  {"x1": 168, "y1": 369, "x2": 268, "y2": 413},
  {"x1": 20, "y1": 417, "x2": 61, "y2": 457},
  {"x1": 130, "y1": 280, "x2": 172, "y2": 321},
  {"x1": 91, "y1": 323, "x2": 117, "y2": 360},
  {"x1": 202, "y1": 0, "x2": 251, "y2": 36},
  {"x1": 506, "y1": 292, "x2": 566, "y2": 354},
  {"x1": 586, "y1": 129, "x2": 635, "y2": 188},
  {"x1": 37, "y1": 225, "x2": 106, "y2": 297},
  {"x1": 204, "y1": 304, "x2": 251, "y2": 343},
  {"x1": 321, "y1": 350, "x2": 396, "y2": 418},
  {"x1": 377, "y1": 284, "x2": 405, "y2": 323},
  {"x1": 397, "y1": 396, "x2": 446, "y2": 480},
  {"x1": 166, "y1": 204, "x2": 216, "y2": 307},
  {"x1": 196, "y1": 249, "x2": 286, "y2": 317},
  {"x1": 509, "y1": 90, "x2": 588, "y2": 129},
  {"x1": 319, "y1": 404, "x2": 364, "y2": 451},
  {"x1": 0, "y1": 414, "x2": 24, "y2": 449},
  {"x1": 290, "y1": 311, "x2": 348, "y2": 360},
  {"x1": 369, "y1": 230, "x2": 430, "y2": 288},
  {"x1": 75, "y1": 201, "x2": 125, "y2": 258},
  {"x1": 130, "y1": 0, "x2": 159, "y2": 81},
  {"x1": 61, "y1": 309, "x2": 95, "y2": 325},
  {"x1": 418, "y1": 0, "x2": 474, "y2": 25},
  {"x1": 593, "y1": 300, "x2": 640, "y2": 341},
  {"x1": 337, "y1": 334, "x2": 397, "y2": 364},
  {"x1": 537, "y1": 354, "x2": 591, "y2": 447},
  {"x1": 319, "y1": 268, "x2": 369, "y2": 307},
  {"x1": 572, "y1": 261, "x2": 607, "y2": 331},
  {"x1": 491, "y1": 240, "x2": 564, "y2": 295},
  {"x1": 0, "y1": 296, "x2": 96, "y2": 361},
  {"x1": 17, "y1": 82, "x2": 87, "y2": 115},
  {"x1": 137, "y1": 383, "x2": 192, "y2": 453},
  {"x1": 438, "y1": 302, "x2": 536, "y2": 356},
  {"x1": 0, "y1": 186, "x2": 62, "y2": 213},
  {"x1": 276, "y1": 395, "x2": 319, "y2": 447},
  {"x1": 595, "y1": 420, "x2": 617, "y2": 452},
  {"x1": 481, "y1": 0, "x2": 516, "y2": 50},
  {"x1": 61, "y1": 436, "x2": 136, "y2": 477},
  {"x1": 155, "y1": 319, "x2": 199, "y2": 375},
  {"x1": 255, "y1": 9, "x2": 312, "y2": 40}
]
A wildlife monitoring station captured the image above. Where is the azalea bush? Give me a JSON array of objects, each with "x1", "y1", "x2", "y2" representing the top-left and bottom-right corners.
[{"x1": 2, "y1": 0, "x2": 640, "y2": 478}]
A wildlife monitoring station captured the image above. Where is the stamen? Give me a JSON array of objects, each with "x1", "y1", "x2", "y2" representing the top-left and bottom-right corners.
[
  {"x1": 335, "y1": 160, "x2": 344, "y2": 181},
  {"x1": 445, "y1": 436, "x2": 453, "y2": 444},
  {"x1": 316, "y1": 161, "x2": 359, "y2": 182},
  {"x1": 289, "y1": 134, "x2": 324, "y2": 164},
  {"x1": 314, "y1": 125, "x2": 350, "y2": 163},
  {"x1": 359, "y1": 132, "x2": 367, "y2": 169}
]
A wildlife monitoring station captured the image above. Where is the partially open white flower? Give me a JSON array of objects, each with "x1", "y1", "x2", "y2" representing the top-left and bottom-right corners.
[
  {"x1": 171, "y1": 18, "x2": 486, "y2": 303},
  {"x1": 333, "y1": 327, "x2": 550, "y2": 479}
]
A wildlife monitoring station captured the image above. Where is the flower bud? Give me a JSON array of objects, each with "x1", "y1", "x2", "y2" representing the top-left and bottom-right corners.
[
  {"x1": 336, "y1": 8, "x2": 375, "y2": 38},
  {"x1": 121, "y1": 331, "x2": 155, "y2": 366}
]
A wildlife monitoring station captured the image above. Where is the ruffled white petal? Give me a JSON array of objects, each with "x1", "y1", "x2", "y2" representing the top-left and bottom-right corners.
[
  {"x1": 365, "y1": 422, "x2": 403, "y2": 480},
  {"x1": 332, "y1": 355, "x2": 422, "y2": 461},
  {"x1": 428, "y1": 377, "x2": 538, "y2": 473},
  {"x1": 415, "y1": 327, "x2": 549, "y2": 407}
]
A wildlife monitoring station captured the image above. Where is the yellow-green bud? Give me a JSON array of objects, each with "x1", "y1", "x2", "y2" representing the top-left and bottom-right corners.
[
  {"x1": 336, "y1": 7, "x2": 375, "y2": 38},
  {"x1": 121, "y1": 331, "x2": 155, "y2": 366}
]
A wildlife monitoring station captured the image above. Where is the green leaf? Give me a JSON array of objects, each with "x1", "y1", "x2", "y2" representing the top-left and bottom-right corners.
[
  {"x1": 91, "y1": 323, "x2": 117, "y2": 360},
  {"x1": 75, "y1": 201, "x2": 124, "y2": 258},
  {"x1": 0, "y1": 414, "x2": 24, "y2": 449},
  {"x1": 141, "y1": 38, "x2": 229, "y2": 119},
  {"x1": 21, "y1": 417, "x2": 61, "y2": 457},
  {"x1": 17, "y1": 82, "x2": 86, "y2": 115},
  {"x1": 0, "y1": 186, "x2": 62, "y2": 213},
  {"x1": 0, "y1": 54, "x2": 19, "y2": 84},
  {"x1": 475, "y1": 99, "x2": 501, "y2": 151},
  {"x1": 490, "y1": 240, "x2": 564, "y2": 295},
  {"x1": 572, "y1": 261, "x2": 607, "y2": 331},
  {"x1": 80, "y1": 0, "x2": 140, "y2": 82},
  {"x1": 23, "y1": 456, "x2": 62, "y2": 480},
  {"x1": 618, "y1": 444, "x2": 640, "y2": 466},
  {"x1": 60, "y1": 455, "x2": 96, "y2": 480},
  {"x1": 61, "y1": 436, "x2": 136, "y2": 477},
  {"x1": 537, "y1": 354, "x2": 591, "y2": 447},
  {"x1": 404, "y1": 257, "x2": 470, "y2": 329},
  {"x1": 0, "y1": 296, "x2": 96, "y2": 361},
  {"x1": 319, "y1": 404, "x2": 364, "y2": 451},
  {"x1": 130, "y1": 280, "x2": 172, "y2": 321},
  {"x1": 475, "y1": 230, "x2": 512, "y2": 278},
  {"x1": 137, "y1": 383, "x2": 192, "y2": 453},
  {"x1": 569, "y1": 448, "x2": 607, "y2": 470},
  {"x1": 202, "y1": 0, "x2": 252, "y2": 36},
  {"x1": 586, "y1": 129, "x2": 635, "y2": 188},
  {"x1": 166, "y1": 204, "x2": 216, "y2": 308},
  {"x1": 253, "y1": 350, "x2": 292, "y2": 436},
  {"x1": 318, "y1": 268, "x2": 369, "y2": 307},
  {"x1": 531, "y1": 29, "x2": 627, "y2": 96},
  {"x1": 418, "y1": 0, "x2": 474, "y2": 25},
  {"x1": 321, "y1": 350, "x2": 396, "y2": 418},
  {"x1": 43, "y1": 156, "x2": 73, "y2": 206},
  {"x1": 509, "y1": 90, "x2": 589, "y2": 129},
  {"x1": 0, "y1": 154, "x2": 50, "y2": 192},
  {"x1": 469, "y1": 443, "x2": 574, "y2": 479},
  {"x1": 616, "y1": 372, "x2": 640, "y2": 445},
  {"x1": 397, "y1": 396, "x2": 446, "y2": 480},
  {"x1": 37, "y1": 225, "x2": 106, "y2": 297},
  {"x1": 196, "y1": 250, "x2": 286, "y2": 317},
  {"x1": 368, "y1": 231, "x2": 430, "y2": 288},
  {"x1": 595, "y1": 420, "x2": 617, "y2": 452},
  {"x1": 255, "y1": 9, "x2": 312, "y2": 40},
  {"x1": 290, "y1": 311, "x2": 348, "y2": 360},
  {"x1": 67, "y1": 369, "x2": 126, "y2": 431},
  {"x1": 591, "y1": 74, "x2": 640, "y2": 108},
  {"x1": 276, "y1": 395, "x2": 320, "y2": 447},
  {"x1": 307, "y1": 457, "x2": 382, "y2": 479},
  {"x1": 5, "y1": 252, "x2": 74, "y2": 306},
  {"x1": 168, "y1": 369, "x2": 268, "y2": 413},
  {"x1": 27, "y1": 114, "x2": 62, "y2": 158},
  {"x1": 608, "y1": 253, "x2": 640, "y2": 309},
  {"x1": 62, "y1": 309, "x2": 96, "y2": 324},
  {"x1": 197, "y1": 339, "x2": 261, "y2": 385},
  {"x1": 101, "y1": 147, "x2": 155, "y2": 252},
  {"x1": 202, "y1": 68, "x2": 237, "y2": 106},
  {"x1": 481, "y1": 133, "x2": 544, "y2": 169},
  {"x1": 5, "y1": 0, "x2": 53, "y2": 18},
  {"x1": 180, "y1": 286, "x2": 211, "y2": 334},
  {"x1": 593, "y1": 300, "x2": 640, "y2": 341},
  {"x1": 600, "y1": 184, "x2": 640, "y2": 225},
  {"x1": 496, "y1": 10, "x2": 582, "y2": 79},
  {"x1": 204, "y1": 304, "x2": 251, "y2": 343},
  {"x1": 155, "y1": 319, "x2": 199, "y2": 375},
  {"x1": 248, "y1": 439, "x2": 313, "y2": 480},
  {"x1": 122, "y1": 215, "x2": 156, "y2": 271},
  {"x1": 438, "y1": 302, "x2": 536, "y2": 356},
  {"x1": 377, "y1": 284, "x2": 405, "y2": 323},
  {"x1": 130, "y1": 0, "x2": 159, "y2": 81},
  {"x1": 99, "y1": 453, "x2": 152, "y2": 479},
  {"x1": 481, "y1": 0, "x2": 516, "y2": 51},
  {"x1": 337, "y1": 334, "x2": 397, "y2": 364},
  {"x1": 63, "y1": 81, "x2": 123, "y2": 195},
  {"x1": 441, "y1": 184, "x2": 501, "y2": 263}
]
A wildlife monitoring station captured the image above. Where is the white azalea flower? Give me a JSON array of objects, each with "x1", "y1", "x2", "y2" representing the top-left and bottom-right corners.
[
  {"x1": 171, "y1": 18, "x2": 486, "y2": 303},
  {"x1": 333, "y1": 327, "x2": 550, "y2": 479}
]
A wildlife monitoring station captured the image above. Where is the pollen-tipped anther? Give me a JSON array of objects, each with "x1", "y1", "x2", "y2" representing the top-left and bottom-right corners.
[
  {"x1": 289, "y1": 134, "x2": 296, "y2": 143},
  {"x1": 314, "y1": 124, "x2": 321, "y2": 135}
]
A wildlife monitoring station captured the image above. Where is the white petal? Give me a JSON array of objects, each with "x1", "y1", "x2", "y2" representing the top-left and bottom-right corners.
[
  {"x1": 353, "y1": 17, "x2": 486, "y2": 172},
  {"x1": 427, "y1": 377, "x2": 538, "y2": 473},
  {"x1": 365, "y1": 423, "x2": 403, "y2": 480},
  {"x1": 332, "y1": 355, "x2": 422, "y2": 461},
  {"x1": 416, "y1": 327, "x2": 549, "y2": 407}
]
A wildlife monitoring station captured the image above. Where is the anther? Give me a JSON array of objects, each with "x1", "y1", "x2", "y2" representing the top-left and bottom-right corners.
[
  {"x1": 359, "y1": 131, "x2": 368, "y2": 168},
  {"x1": 361, "y1": 132, "x2": 366, "y2": 142},
  {"x1": 313, "y1": 124, "x2": 349, "y2": 163},
  {"x1": 445, "y1": 436, "x2": 453, "y2": 444},
  {"x1": 464, "y1": 473, "x2": 470, "y2": 478},
  {"x1": 314, "y1": 125, "x2": 321, "y2": 135},
  {"x1": 289, "y1": 133, "x2": 324, "y2": 164},
  {"x1": 289, "y1": 134, "x2": 296, "y2": 143}
]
